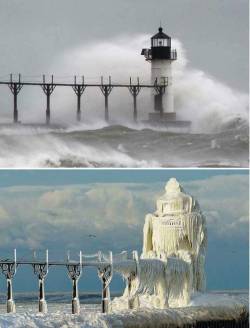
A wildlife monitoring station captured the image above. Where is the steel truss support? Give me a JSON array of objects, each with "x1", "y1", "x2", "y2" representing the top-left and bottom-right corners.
[
  {"x1": 97, "y1": 251, "x2": 113, "y2": 313},
  {"x1": 41, "y1": 75, "x2": 56, "y2": 125},
  {"x1": 8, "y1": 74, "x2": 23, "y2": 123},
  {"x1": 0, "y1": 249, "x2": 17, "y2": 313},
  {"x1": 100, "y1": 76, "x2": 113, "y2": 122},
  {"x1": 32, "y1": 250, "x2": 49, "y2": 313},
  {"x1": 66, "y1": 251, "x2": 82, "y2": 314},
  {"x1": 128, "y1": 78, "x2": 142, "y2": 123},
  {"x1": 72, "y1": 76, "x2": 86, "y2": 122}
]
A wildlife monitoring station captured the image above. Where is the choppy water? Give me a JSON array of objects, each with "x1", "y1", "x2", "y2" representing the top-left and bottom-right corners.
[
  {"x1": 0, "y1": 292, "x2": 105, "y2": 314},
  {"x1": 0, "y1": 34, "x2": 249, "y2": 169},
  {"x1": 0, "y1": 122, "x2": 248, "y2": 168}
]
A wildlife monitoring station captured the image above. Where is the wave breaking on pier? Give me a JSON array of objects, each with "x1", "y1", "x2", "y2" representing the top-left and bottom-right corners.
[{"x1": 0, "y1": 35, "x2": 248, "y2": 168}]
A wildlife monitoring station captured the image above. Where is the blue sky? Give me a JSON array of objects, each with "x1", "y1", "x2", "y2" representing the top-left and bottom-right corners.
[{"x1": 0, "y1": 169, "x2": 248, "y2": 294}]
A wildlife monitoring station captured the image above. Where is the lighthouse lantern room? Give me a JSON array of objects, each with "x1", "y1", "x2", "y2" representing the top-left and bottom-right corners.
[{"x1": 141, "y1": 27, "x2": 177, "y2": 118}]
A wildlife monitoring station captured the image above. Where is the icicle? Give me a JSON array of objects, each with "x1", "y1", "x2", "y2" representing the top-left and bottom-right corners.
[
  {"x1": 140, "y1": 178, "x2": 207, "y2": 307},
  {"x1": 113, "y1": 178, "x2": 207, "y2": 310}
]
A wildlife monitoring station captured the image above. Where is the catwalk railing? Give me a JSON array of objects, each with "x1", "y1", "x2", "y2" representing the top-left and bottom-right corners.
[
  {"x1": 0, "y1": 74, "x2": 168, "y2": 124},
  {"x1": 0, "y1": 249, "x2": 138, "y2": 315},
  {"x1": 0, "y1": 250, "x2": 249, "y2": 328}
]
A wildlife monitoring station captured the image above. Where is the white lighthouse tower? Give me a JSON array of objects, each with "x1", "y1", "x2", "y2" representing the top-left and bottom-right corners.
[{"x1": 141, "y1": 27, "x2": 181, "y2": 124}]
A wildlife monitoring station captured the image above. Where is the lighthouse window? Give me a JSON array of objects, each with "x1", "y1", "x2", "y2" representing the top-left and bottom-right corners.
[{"x1": 152, "y1": 39, "x2": 170, "y2": 47}]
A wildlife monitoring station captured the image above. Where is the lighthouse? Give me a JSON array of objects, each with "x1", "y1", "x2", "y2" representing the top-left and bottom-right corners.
[{"x1": 141, "y1": 27, "x2": 188, "y2": 127}]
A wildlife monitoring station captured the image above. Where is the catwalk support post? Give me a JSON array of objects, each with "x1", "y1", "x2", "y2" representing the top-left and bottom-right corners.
[
  {"x1": 32, "y1": 250, "x2": 49, "y2": 313},
  {"x1": 72, "y1": 76, "x2": 86, "y2": 122},
  {"x1": 66, "y1": 251, "x2": 83, "y2": 314},
  {"x1": 128, "y1": 77, "x2": 141, "y2": 123},
  {"x1": 41, "y1": 75, "x2": 56, "y2": 125},
  {"x1": 127, "y1": 250, "x2": 140, "y2": 309},
  {"x1": 100, "y1": 76, "x2": 113, "y2": 122},
  {"x1": 0, "y1": 249, "x2": 17, "y2": 313},
  {"x1": 8, "y1": 74, "x2": 23, "y2": 123},
  {"x1": 97, "y1": 251, "x2": 113, "y2": 314}
]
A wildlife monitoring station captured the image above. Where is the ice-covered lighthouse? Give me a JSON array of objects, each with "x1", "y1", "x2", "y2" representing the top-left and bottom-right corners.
[{"x1": 141, "y1": 27, "x2": 190, "y2": 128}]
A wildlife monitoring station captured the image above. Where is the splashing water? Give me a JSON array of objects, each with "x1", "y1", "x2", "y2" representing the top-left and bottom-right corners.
[
  {"x1": 0, "y1": 34, "x2": 248, "y2": 167},
  {"x1": 48, "y1": 34, "x2": 248, "y2": 133}
]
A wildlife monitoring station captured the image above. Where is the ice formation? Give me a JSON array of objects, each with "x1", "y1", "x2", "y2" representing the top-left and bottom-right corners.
[{"x1": 113, "y1": 178, "x2": 207, "y2": 309}]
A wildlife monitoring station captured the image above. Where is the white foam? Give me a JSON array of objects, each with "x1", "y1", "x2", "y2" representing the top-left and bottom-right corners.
[
  {"x1": 48, "y1": 35, "x2": 248, "y2": 133},
  {"x1": 0, "y1": 133, "x2": 159, "y2": 168}
]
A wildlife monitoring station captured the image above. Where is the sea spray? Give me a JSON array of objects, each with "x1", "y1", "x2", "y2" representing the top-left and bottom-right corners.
[
  {"x1": 48, "y1": 35, "x2": 248, "y2": 133},
  {"x1": 0, "y1": 35, "x2": 248, "y2": 167},
  {"x1": 1, "y1": 34, "x2": 246, "y2": 131}
]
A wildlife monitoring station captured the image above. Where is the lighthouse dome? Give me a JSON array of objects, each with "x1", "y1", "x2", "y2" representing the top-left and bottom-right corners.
[
  {"x1": 151, "y1": 27, "x2": 171, "y2": 40},
  {"x1": 151, "y1": 26, "x2": 171, "y2": 48},
  {"x1": 141, "y1": 26, "x2": 177, "y2": 61},
  {"x1": 155, "y1": 178, "x2": 198, "y2": 215}
]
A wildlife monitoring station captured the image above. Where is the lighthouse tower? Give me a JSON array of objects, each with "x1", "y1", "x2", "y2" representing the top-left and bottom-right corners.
[{"x1": 141, "y1": 27, "x2": 178, "y2": 122}]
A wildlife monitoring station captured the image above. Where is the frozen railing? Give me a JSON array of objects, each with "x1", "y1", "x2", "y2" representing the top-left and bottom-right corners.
[{"x1": 0, "y1": 249, "x2": 139, "y2": 315}]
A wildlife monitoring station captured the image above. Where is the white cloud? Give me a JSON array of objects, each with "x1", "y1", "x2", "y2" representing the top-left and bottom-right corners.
[
  {"x1": 0, "y1": 205, "x2": 9, "y2": 229},
  {"x1": 0, "y1": 174, "x2": 248, "y2": 251},
  {"x1": 183, "y1": 175, "x2": 249, "y2": 238},
  {"x1": 39, "y1": 188, "x2": 78, "y2": 208}
]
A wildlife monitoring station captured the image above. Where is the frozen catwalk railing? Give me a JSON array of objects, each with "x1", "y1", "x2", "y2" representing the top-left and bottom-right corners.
[
  {"x1": 0, "y1": 249, "x2": 138, "y2": 315},
  {"x1": 0, "y1": 74, "x2": 168, "y2": 124},
  {"x1": 0, "y1": 250, "x2": 249, "y2": 328}
]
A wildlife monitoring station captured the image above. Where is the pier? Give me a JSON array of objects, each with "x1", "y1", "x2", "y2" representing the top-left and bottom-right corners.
[
  {"x1": 0, "y1": 250, "x2": 248, "y2": 328},
  {"x1": 0, "y1": 249, "x2": 119, "y2": 315},
  {"x1": 0, "y1": 74, "x2": 167, "y2": 124}
]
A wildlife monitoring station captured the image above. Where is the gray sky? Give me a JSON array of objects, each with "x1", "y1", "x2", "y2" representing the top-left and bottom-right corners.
[{"x1": 0, "y1": 0, "x2": 248, "y2": 91}]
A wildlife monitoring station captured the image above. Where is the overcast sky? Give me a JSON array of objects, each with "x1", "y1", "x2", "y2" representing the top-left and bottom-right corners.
[
  {"x1": 0, "y1": 0, "x2": 248, "y2": 92},
  {"x1": 0, "y1": 169, "x2": 248, "y2": 293}
]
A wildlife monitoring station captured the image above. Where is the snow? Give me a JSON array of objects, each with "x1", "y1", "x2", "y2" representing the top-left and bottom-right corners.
[
  {"x1": 0, "y1": 292, "x2": 248, "y2": 328},
  {"x1": 0, "y1": 178, "x2": 247, "y2": 326}
]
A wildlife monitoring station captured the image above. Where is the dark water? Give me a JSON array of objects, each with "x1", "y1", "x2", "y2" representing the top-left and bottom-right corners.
[
  {"x1": 0, "y1": 291, "x2": 121, "y2": 305},
  {"x1": 0, "y1": 290, "x2": 247, "y2": 305},
  {"x1": 0, "y1": 123, "x2": 248, "y2": 168}
]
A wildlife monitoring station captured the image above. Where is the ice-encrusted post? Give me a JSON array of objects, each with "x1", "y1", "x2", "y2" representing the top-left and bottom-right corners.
[
  {"x1": 0, "y1": 249, "x2": 17, "y2": 313},
  {"x1": 127, "y1": 250, "x2": 140, "y2": 310},
  {"x1": 32, "y1": 250, "x2": 49, "y2": 313},
  {"x1": 66, "y1": 251, "x2": 83, "y2": 314},
  {"x1": 97, "y1": 251, "x2": 113, "y2": 313}
]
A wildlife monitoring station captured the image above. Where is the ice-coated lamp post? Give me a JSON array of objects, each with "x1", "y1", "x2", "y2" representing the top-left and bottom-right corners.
[
  {"x1": 97, "y1": 251, "x2": 113, "y2": 314},
  {"x1": 66, "y1": 251, "x2": 83, "y2": 315},
  {"x1": 0, "y1": 249, "x2": 17, "y2": 313},
  {"x1": 32, "y1": 250, "x2": 49, "y2": 313}
]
